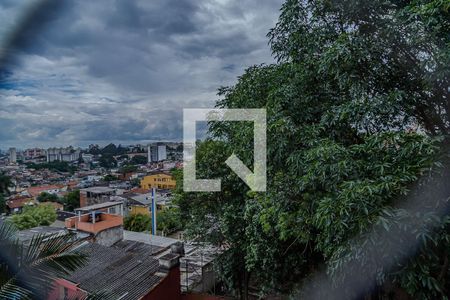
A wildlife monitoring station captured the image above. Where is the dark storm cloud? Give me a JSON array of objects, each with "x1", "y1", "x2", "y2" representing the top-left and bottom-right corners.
[{"x1": 0, "y1": 0, "x2": 283, "y2": 148}]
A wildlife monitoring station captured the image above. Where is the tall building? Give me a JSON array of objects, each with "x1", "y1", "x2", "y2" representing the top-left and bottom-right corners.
[
  {"x1": 23, "y1": 148, "x2": 46, "y2": 159},
  {"x1": 147, "y1": 143, "x2": 167, "y2": 163},
  {"x1": 8, "y1": 148, "x2": 17, "y2": 164},
  {"x1": 47, "y1": 147, "x2": 81, "y2": 162}
]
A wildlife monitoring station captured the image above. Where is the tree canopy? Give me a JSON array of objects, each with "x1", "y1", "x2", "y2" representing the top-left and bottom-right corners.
[
  {"x1": 156, "y1": 207, "x2": 182, "y2": 235},
  {"x1": 174, "y1": 0, "x2": 450, "y2": 298},
  {"x1": 62, "y1": 190, "x2": 80, "y2": 212},
  {"x1": 9, "y1": 204, "x2": 57, "y2": 230},
  {"x1": 37, "y1": 192, "x2": 59, "y2": 203},
  {"x1": 124, "y1": 214, "x2": 151, "y2": 232}
]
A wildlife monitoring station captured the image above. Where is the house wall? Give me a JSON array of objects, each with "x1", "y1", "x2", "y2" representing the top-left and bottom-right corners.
[
  {"x1": 79, "y1": 191, "x2": 87, "y2": 207},
  {"x1": 140, "y1": 174, "x2": 176, "y2": 190},
  {"x1": 141, "y1": 267, "x2": 181, "y2": 300},
  {"x1": 181, "y1": 294, "x2": 225, "y2": 300},
  {"x1": 129, "y1": 205, "x2": 150, "y2": 216},
  {"x1": 47, "y1": 279, "x2": 87, "y2": 300},
  {"x1": 94, "y1": 225, "x2": 124, "y2": 247}
]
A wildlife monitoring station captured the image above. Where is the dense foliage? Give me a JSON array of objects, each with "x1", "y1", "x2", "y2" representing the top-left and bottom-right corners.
[
  {"x1": 0, "y1": 173, "x2": 11, "y2": 214},
  {"x1": 130, "y1": 155, "x2": 147, "y2": 165},
  {"x1": 98, "y1": 154, "x2": 117, "y2": 169},
  {"x1": 175, "y1": 0, "x2": 450, "y2": 299},
  {"x1": 9, "y1": 204, "x2": 57, "y2": 230},
  {"x1": 37, "y1": 192, "x2": 59, "y2": 203},
  {"x1": 156, "y1": 207, "x2": 182, "y2": 235},
  {"x1": 62, "y1": 190, "x2": 80, "y2": 212},
  {"x1": 0, "y1": 172, "x2": 12, "y2": 195},
  {"x1": 124, "y1": 213, "x2": 151, "y2": 232}
]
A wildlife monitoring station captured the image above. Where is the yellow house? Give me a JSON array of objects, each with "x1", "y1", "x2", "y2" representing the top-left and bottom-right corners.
[
  {"x1": 129, "y1": 205, "x2": 149, "y2": 216},
  {"x1": 140, "y1": 173, "x2": 176, "y2": 190}
]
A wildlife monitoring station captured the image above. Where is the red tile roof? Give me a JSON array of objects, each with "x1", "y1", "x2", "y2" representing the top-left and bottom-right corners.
[
  {"x1": 7, "y1": 197, "x2": 36, "y2": 209},
  {"x1": 27, "y1": 185, "x2": 62, "y2": 197},
  {"x1": 128, "y1": 188, "x2": 150, "y2": 194}
]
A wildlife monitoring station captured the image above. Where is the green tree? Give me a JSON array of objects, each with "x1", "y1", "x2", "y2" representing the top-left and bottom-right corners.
[
  {"x1": 174, "y1": 0, "x2": 450, "y2": 298},
  {"x1": 130, "y1": 155, "x2": 147, "y2": 165},
  {"x1": 63, "y1": 190, "x2": 80, "y2": 212},
  {"x1": 124, "y1": 214, "x2": 151, "y2": 232},
  {"x1": 0, "y1": 172, "x2": 12, "y2": 195},
  {"x1": 37, "y1": 192, "x2": 59, "y2": 203},
  {"x1": 10, "y1": 205, "x2": 57, "y2": 230},
  {"x1": 98, "y1": 154, "x2": 117, "y2": 169},
  {"x1": 0, "y1": 195, "x2": 6, "y2": 215},
  {"x1": 156, "y1": 207, "x2": 182, "y2": 235},
  {"x1": 119, "y1": 164, "x2": 138, "y2": 174}
]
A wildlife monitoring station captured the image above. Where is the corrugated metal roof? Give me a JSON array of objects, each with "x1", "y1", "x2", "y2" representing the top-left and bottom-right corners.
[
  {"x1": 65, "y1": 242, "x2": 167, "y2": 300},
  {"x1": 123, "y1": 230, "x2": 180, "y2": 248}
]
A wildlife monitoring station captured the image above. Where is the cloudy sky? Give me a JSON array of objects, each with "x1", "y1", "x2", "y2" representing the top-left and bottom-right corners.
[{"x1": 0, "y1": 0, "x2": 283, "y2": 149}]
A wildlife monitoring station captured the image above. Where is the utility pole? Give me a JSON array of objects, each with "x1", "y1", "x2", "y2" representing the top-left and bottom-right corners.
[{"x1": 151, "y1": 188, "x2": 157, "y2": 235}]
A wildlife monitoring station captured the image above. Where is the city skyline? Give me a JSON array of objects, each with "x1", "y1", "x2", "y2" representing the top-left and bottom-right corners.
[{"x1": 0, "y1": 0, "x2": 282, "y2": 148}]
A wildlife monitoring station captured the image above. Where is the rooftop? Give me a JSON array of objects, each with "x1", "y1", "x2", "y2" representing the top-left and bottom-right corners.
[
  {"x1": 74, "y1": 201, "x2": 123, "y2": 212},
  {"x1": 6, "y1": 197, "x2": 35, "y2": 209},
  {"x1": 80, "y1": 186, "x2": 115, "y2": 194},
  {"x1": 65, "y1": 213, "x2": 123, "y2": 234},
  {"x1": 27, "y1": 185, "x2": 62, "y2": 197},
  {"x1": 123, "y1": 230, "x2": 180, "y2": 248},
  {"x1": 64, "y1": 242, "x2": 167, "y2": 300},
  {"x1": 17, "y1": 226, "x2": 90, "y2": 246}
]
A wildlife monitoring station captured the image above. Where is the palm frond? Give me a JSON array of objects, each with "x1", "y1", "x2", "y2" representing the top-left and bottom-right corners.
[
  {"x1": 0, "y1": 279, "x2": 32, "y2": 300},
  {"x1": 0, "y1": 222, "x2": 89, "y2": 299}
]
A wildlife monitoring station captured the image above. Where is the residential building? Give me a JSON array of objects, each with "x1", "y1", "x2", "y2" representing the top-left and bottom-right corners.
[
  {"x1": 57, "y1": 213, "x2": 184, "y2": 299},
  {"x1": 17, "y1": 216, "x2": 223, "y2": 300},
  {"x1": 5, "y1": 196, "x2": 36, "y2": 214},
  {"x1": 47, "y1": 147, "x2": 81, "y2": 162},
  {"x1": 79, "y1": 186, "x2": 116, "y2": 207},
  {"x1": 23, "y1": 148, "x2": 46, "y2": 159},
  {"x1": 27, "y1": 185, "x2": 63, "y2": 199},
  {"x1": 140, "y1": 173, "x2": 176, "y2": 190},
  {"x1": 81, "y1": 153, "x2": 94, "y2": 163},
  {"x1": 75, "y1": 201, "x2": 124, "y2": 216},
  {"x1": 148, "y1": 143, "x2": 167, "y2": 163},
  {"x1": 8, "y1": 147, "x2": 16, "y2": 164},
  {"x1": 122, "y1": 193, "x2": 152, "y2": 216}
]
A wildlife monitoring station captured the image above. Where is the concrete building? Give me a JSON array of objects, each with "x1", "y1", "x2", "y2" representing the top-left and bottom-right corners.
[
  {"x1": 80, "y1": 186, "x2": 116, "y2": 207},
  {"x1": 47, "y1": 147, "x2": 81, "y2": 162},
  {"x1": 148, "y1": 143, "x2": 167, "y2": 163},
  {"x1": 140, "y1": 172, "x2": 176, "y2": 190},
  {"x1": 81, "y1": 153, "x2": 94, "y2": 163},
  {"x1": 23, "y1": 148, "x2": 46, "y2": 159},
  {"x1": 75, "y1": 201, "x2": 124, "y2": 216},
  {"x1": 8, "y1": 147, "x2": 16, "y2": 164}
]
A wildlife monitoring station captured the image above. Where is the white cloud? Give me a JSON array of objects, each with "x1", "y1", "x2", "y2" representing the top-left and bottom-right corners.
[{"x1": 0, "y1": 0, "x2": 283, "y2": 148}]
